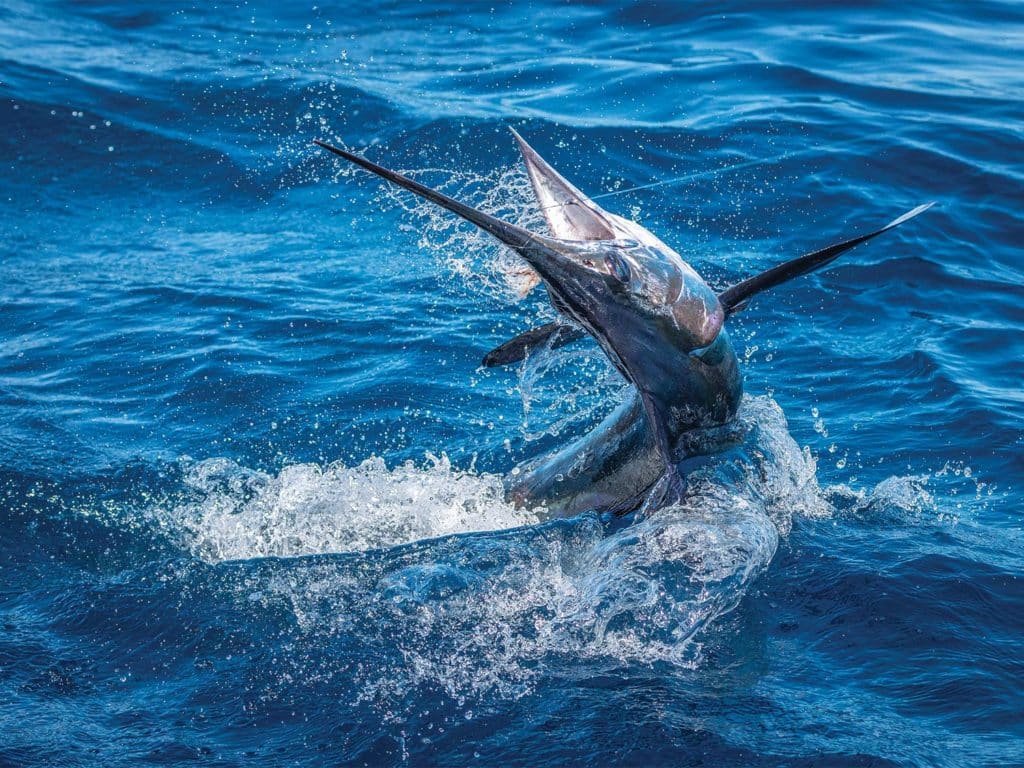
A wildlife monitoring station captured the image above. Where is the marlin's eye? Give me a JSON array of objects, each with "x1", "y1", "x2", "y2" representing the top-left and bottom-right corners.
[{"x1": 604, "y1": 253, "x2": 631, "y2": 283}]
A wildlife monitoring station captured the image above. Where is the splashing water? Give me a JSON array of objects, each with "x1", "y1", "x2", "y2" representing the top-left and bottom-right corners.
[
  {"x1": 150, "y1": 396, "x2": 826, "y2": 706},
  {"x1": 515, "y1": 341, "x2": 629, "y2": 442},
  {"x1": 163, "y1": 453, "x2": 538, "y2": 562},
  {"x1": 355, "y1": 159, "x2": 546, "y2": 302}
]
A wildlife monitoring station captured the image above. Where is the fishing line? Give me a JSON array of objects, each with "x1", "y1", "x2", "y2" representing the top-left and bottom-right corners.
[{"x1": 536, "y1": 135, "x2": 879, "y2": 211}]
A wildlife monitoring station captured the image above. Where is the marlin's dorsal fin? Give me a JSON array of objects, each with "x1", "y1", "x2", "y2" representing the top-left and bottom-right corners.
[
  {"x1": 510, "y1": 128, "x2": 618, "y2": 241},
  {"x1": 482, "y1": 322, "x2": 587, "y2": 367},
  {"x1": 718, "y1": 203, "x2": 935, "y2": 316}
]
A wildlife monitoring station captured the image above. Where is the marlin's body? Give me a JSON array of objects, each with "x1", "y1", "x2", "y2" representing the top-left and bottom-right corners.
[
  {"x1": 506, "y1": 370, "x2": 740, "y2": 518},
  {"x1": 315, "y1": 132, "x2": 931, "y2": 519}
]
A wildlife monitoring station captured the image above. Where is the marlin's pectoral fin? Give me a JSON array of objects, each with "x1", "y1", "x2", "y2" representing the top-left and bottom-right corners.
[
  {"x1": 718, "y1": 202, "x2": 935, "y2": 316},
  {"x1": 482, "y1": 322, "x2": 587, "y2": 367}
]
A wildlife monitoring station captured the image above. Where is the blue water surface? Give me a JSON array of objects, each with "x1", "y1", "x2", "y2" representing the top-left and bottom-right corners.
[{"x1": 2, "y1": 1, "x2": 1022, "y2": 766}]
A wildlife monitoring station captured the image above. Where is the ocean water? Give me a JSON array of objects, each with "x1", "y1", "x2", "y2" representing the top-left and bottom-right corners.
[{"x1": 1, "y1": 1, "x2": 1022, "y2": 765}]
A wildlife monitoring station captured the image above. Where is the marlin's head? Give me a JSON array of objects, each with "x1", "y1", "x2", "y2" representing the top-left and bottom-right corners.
[
  {"x1": 545, "y1": 236, "x2": 723, "y2": 345},
  {"x1": 507, "y1": 128, "x2": 739, "y2": 429},
  {"x1": 519, "y1": 235, "x2": 733, "y2": 411}
]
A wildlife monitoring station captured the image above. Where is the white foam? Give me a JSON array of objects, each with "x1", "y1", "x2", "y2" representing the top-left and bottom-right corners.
[{"x1": 164, "y1": 453, "x2": 538, "y2": 563}]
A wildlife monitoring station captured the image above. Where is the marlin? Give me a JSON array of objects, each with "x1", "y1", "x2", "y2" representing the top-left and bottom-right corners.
[{"x1": 314, "y1": 132, "x2": 932, "y2": 518}]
